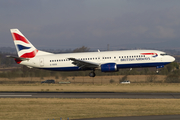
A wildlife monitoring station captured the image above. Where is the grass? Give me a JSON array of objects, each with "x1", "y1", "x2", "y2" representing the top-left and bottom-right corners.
[
  {"x1": 0, "y1": 98, "x2": 180, "y2": 120},
  {"x1": 0, "y1": 75, "x2": 166, "y2": 83},
  {"x1": 1, "y1": 75, "x2": 178, "y2": 93},
  {"x1": 0, "y1": 83, "x2": 180, "y2": 92}
]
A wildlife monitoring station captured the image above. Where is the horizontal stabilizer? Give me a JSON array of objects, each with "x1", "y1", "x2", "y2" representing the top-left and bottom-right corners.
[{"x1": 6, "y1": 55, "x2": 29, "y2": 61}]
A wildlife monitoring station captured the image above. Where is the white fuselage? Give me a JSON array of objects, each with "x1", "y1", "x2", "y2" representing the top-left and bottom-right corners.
[{"x1": 20, "y1": 49, "x2": 175, "y2": 71}]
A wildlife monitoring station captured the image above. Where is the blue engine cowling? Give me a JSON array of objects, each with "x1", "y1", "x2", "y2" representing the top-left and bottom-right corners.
[{"x1": 101, "y1": 63, "x2": 118, "y2": 72}]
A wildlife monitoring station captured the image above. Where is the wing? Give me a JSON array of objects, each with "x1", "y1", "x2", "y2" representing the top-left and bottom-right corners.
[{"x1": 68, "y1": 58, "x2": 99, "y2": 69}]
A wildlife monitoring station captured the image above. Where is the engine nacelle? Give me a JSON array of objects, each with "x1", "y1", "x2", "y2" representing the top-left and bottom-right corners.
[{"x1": 101, "y1": 63, "x2": 118, "y2": 72}]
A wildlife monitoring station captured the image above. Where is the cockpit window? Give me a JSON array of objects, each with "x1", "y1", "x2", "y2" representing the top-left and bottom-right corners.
[{"x1": 160, "y1": 53, "x2": 168, "y2": 56}]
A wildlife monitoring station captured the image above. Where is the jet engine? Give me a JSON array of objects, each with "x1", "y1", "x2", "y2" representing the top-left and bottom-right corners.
[{"x1": 101, "y1": 63, "x2": 118, "y2": 72}]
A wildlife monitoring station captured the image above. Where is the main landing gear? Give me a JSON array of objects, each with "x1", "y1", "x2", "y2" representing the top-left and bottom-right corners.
[{"x1": 89, "y1": 70, "x2": 96, "y2": 77}]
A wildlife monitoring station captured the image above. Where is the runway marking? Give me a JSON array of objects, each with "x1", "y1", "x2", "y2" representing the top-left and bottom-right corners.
[{"x1": 0, "y1": 95, "x2": 32, "y2": 97}]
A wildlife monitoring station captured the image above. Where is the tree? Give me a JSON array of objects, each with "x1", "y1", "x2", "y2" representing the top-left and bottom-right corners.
[
  {"x1": 73, "y1": 46, "x2": 90, "y2": 53},
  {"x1": 165, "y1": 74, "x2": 180, "y2": 83}
]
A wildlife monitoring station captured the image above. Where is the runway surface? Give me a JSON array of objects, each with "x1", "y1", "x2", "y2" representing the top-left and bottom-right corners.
[
  {"x1": 0, "y1": 92, "x2": 180, "y2": 98},
  {"x1": 73, "y1": 115, "x2": 180, "y2": 120}
]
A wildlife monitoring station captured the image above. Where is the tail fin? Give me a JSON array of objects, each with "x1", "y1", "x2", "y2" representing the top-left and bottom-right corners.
[
  {"x1": 10, "y1": 29, "x2": 52, "y2": 58},
  {"x1": 10, "y1": 29, "x2": 38, "y2": 58}
]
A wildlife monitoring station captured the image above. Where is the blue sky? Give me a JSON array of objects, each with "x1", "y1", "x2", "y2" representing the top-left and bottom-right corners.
[{"x1": 0, "y1": 0, "x2": 180, "y2": 50}]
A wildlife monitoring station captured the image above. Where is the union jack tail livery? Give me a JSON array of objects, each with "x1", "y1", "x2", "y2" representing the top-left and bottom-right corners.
[
  {"x1": 8, "y1": 29, "x2": 52, "y2": 64},
  {"x1": 10, "y1": 29, "x2": 38, "y2": 58}
]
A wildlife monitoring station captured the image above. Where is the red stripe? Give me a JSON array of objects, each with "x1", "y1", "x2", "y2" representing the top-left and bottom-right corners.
[
  {"x1": 12, "y1": 33, "x2": 29, "y2": 44},
  {"x1": 20, "y1": 49, "x2": 38, "y2": 58},
  {"x1": 141, "y1": 53, "x2": 157, "y2": 55}
]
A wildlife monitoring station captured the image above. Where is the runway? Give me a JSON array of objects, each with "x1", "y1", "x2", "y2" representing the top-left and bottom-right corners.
[
  {"x1": 0, "y1": 92, "x2": 180, "y2": 98},
  {"x1": 73, "y1": 115, "x2": 180, "y2": 120}
]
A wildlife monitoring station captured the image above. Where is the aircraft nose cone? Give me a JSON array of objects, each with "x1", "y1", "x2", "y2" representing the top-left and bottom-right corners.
[{"x1": 171, "y1": 56, "x2": 175, "y2": 62}]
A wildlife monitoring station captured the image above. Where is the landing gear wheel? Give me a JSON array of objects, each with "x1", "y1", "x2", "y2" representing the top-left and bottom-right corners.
[
  {"x1": 156, "y1": 69, "x2": 159, "y2": 74},
  {"x1": 89, "y1": 72, "x2": 96, "y2": 77}
]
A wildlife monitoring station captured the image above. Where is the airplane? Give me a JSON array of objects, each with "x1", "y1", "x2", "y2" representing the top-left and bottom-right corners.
[{"x1": 7, "y1": 29, "x2": 175, "y2": 77}]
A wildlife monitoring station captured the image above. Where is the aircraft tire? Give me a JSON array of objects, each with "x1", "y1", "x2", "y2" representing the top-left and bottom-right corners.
[{"x1": 89, "y1": 72, "x2": 96, "y2": 77}]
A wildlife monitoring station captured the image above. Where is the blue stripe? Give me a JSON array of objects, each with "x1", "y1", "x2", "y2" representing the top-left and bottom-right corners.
[
  {"x1": 41, "y1": 62, "x2": 170, "y2": 71},
  {"x1": 42, "y1": 67, "x2": 93, "y2": 71},
  {"x1": 42, "y1": 67, "x2": 80, "y2": 71},
  {"x1": 17, "y1": 44, "x2": 31, "y2": 51}
]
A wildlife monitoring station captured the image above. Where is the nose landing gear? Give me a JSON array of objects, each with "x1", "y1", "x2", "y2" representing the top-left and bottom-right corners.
[
  {"x1": 156, "y1": 69, "x2": 159, "y2": 74},
  {"x1": 156, "y1": 65, "x2": 164, "y2": 74}
]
